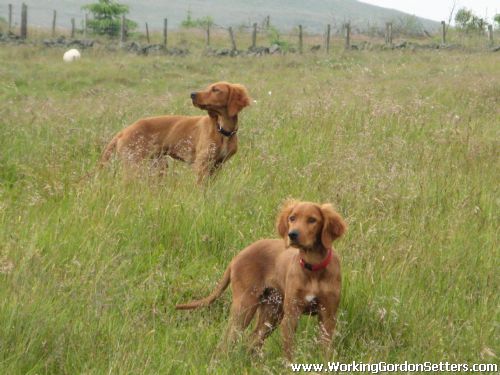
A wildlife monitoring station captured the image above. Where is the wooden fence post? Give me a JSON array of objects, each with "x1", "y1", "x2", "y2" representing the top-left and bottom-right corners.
[
  {"x1": 326, "y1": 24, "x2": 331, "y2": 53},
  {"x1": 298, "y1": 24, "x2": 303, "y2": 54},
  {"x1": 265, "y1": 15, "x2": 270, "y2": 29},
  {"x1": 229, "y1": 26, "x2": 237, "y2": 51},
  {"x1": 163, "y1": 18, "x2": 168, "y2": 48},
  {"x1": 71, "y1": 18, "x2": 75, "y2": 38},
  {"x1": 441, "y1": 21, "x2": 446, "y2": 44},
  {"x1": 206, "y1": 23, "x2": 210, "y2": 47},
  {"x1": 84, "y1": 13, "x2": 88, "y2": 38},
  {"x1": 344, "y1": 22, "x2": 350, "y2": 50},
  {"x1": 145, "y1": 22, "x2": 150, "y2": 43},
  {"x1": 20, "y1": 3, "x2": 27, "y2": 39},
  {"x1": 120, "y1": 15, "x2": 126, "y2": 45},
  {"x1": 251, "y1": 22, "x2": 257, "y2": 48},
  {"x1": 8, "y1": 4, "x2": 12, "y2": 31},
  {"x1": 487, "y1": 24, "x2": 493, "y2": 46},
  {"x1": 385, "y1": 22, "x2": 393, "y2": 45},
  {"x1": 51, "y1": 10, "x2": 56, "y2": 37},
  {"x1": 385, "y1": 22, "x2": 392, "y2": 46}
]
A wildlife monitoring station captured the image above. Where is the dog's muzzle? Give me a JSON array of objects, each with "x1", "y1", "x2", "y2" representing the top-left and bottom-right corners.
[{"x1": 288, "y1": 230, "x2": 299, "y2": 242}]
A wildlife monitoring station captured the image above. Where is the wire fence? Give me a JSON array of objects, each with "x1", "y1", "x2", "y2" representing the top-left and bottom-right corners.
[{"x1": 1, "y1": 3, "x2": 498, "y2": 55}]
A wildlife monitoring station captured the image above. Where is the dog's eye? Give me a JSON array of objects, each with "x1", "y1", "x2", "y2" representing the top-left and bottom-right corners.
[
  {"x1": 289, "y1": 216, "x2": 296, "y2": 222},
  {"x1": 307, "y1": 217, "x2": 317, "y2": 224},
  {"x1": 212, "y1": 87, "x2": 219, "y2": 92}
]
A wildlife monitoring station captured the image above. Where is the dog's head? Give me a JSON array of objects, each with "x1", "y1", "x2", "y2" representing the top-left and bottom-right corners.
[
  {"x1": 191, "y1": 82, "x2": 250, "y2": 117},
  {"x1": 277, "y1": 200, "x2": 347, "y2": 250}
]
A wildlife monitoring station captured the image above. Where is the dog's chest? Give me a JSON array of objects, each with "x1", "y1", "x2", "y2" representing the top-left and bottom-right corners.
[
  {"x1": 217, "y1": 137, "x2": 234, "y2": 161},
  {"x1": 303, "y1": 294, "x2": 320, "y2": 315},
  {"x1": 301, "y1": 280, "x2": 321, "y2": 313},
  {"x1": 305, "y1": 294, "x2": 316, "y2": 303}
]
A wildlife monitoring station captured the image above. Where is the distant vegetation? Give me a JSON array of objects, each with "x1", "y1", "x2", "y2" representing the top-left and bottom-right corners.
[
  {"x1": 7, "y1": 0, "x2": 441, "y2": 34},
  {"x1": 0, "y1": 17, "x2": 7, "y2": 32},
  {"x1": 494, "y1": 14, "x2": 500, "y2": 28},
  {"x1": 454, "y1": 7, "x2": 487, "y2": 34},
  {"x1": 82, "y1": 0, "x2": 137, "y2": 36},
  {"x1": 180, "y1": 9, "x2": 214, "y2": 29},
  {"x1": 364, "y1": 14, "x2": 425, "y2": 37},
  {"x1": 392, "y1": 15, "x2": 425, "y2": 36},
  {"x1": 266, "y1": 26, "x2": 291, "y2": 51}
]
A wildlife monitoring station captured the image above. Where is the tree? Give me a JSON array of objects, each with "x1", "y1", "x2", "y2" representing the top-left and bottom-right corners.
[
  {"x1": 454, "y1": 7, "x2": 486, "y2": 33},
  {"x1": 494, "y1": 14, "x2": 500, "y2": 29},
  {"x1": 83, "y1": 0, "x2": 137, "y2": 37}
]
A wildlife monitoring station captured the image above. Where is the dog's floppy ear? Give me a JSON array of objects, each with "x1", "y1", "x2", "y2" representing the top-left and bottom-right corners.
[
  {"x1": 276, "y1": 199, "x2": 297, "y2": 241},
  {"x1": 320, "y1": 204, "x2": 347, "y2": 249},
  {"x1": 227, "y1": 84, "x2": 250, "y2": 117}
]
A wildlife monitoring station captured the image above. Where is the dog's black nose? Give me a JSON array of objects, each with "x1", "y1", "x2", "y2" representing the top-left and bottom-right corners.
[
  {"x1": 190, "y1": 92, "x2": 197, "y2": 100},
  {"x1": 288, "y1": 230, "x2": 299, "y2": 241}
]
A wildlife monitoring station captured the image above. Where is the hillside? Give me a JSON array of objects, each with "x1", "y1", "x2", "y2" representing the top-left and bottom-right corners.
[{"x1": 2, "y1": 0, "x2": 440, "y2": 34}]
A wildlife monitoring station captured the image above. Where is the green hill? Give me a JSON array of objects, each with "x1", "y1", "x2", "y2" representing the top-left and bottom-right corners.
[{"x1": 2, "y1": 0, "x2": 440, "y2": 34}]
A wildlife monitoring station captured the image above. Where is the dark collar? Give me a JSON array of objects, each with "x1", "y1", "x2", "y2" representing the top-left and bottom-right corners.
[
  {"x1": 299, "y1": 249, "x2": 332, "y2": 272},
  {"x1": 217, "y1": 121, "x2": 237, "y2": 137}
]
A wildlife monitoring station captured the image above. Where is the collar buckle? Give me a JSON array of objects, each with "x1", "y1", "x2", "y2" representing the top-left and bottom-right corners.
[{"x1": 217, "y1": 122, "x2": 237, "y2": 137}]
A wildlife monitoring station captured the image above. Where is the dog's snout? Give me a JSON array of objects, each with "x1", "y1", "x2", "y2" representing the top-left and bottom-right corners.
[
  {"x1": 288, "y1": 230, "x2": 299, "y2": 241},
  {"x1": 190, "y1": 92, "x2": 197, "y2": 100}
]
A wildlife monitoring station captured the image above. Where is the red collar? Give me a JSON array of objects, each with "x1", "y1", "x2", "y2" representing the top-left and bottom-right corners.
[{"x1": 299, "y1": 249, "x2": 332, "y2": 271}]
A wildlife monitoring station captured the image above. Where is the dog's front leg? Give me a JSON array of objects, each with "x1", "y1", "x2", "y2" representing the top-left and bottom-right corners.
[
  {"x1": 281, "y1": 299, "x2": 302, "y2": 361},
  {"x1": 194, "y1": 147, "x2": 217, "y2": 184},
  {"x1": 317, "y1": 298, "x2": 339, "y2": 358}
]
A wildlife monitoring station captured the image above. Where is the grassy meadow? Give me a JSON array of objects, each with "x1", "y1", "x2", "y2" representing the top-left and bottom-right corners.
[{"x1": 0, "y1": 41, "x2": 499, "y2": 373}]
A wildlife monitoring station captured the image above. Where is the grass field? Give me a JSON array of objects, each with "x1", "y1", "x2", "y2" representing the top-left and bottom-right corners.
[{"x1": 0, "y1": 43, "x2": 499, "y2": 374}]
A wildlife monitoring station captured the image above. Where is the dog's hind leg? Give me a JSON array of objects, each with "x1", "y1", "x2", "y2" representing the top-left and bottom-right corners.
[
  {"x1": 224, "y1": 293, "x2": 260, "y2": 347},
  {"x1": 250, "y1": 298, "x2": 284, "y2": 353}
]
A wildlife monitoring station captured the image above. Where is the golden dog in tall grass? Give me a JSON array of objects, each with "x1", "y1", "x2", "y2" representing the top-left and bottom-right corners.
[
  {"x1": 100, "y1": 82, "x2": 250, "y2": 182},
  {"x1": 176, "y1": 200, "x2": 347, "y2": 359}
]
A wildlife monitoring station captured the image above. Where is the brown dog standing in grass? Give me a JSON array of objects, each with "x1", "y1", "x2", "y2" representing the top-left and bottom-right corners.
[
  {"x1": 100, "y1": 82, "x2": 250, "y2": 182},
  {"x1": 176, "y1": 200, "x2": 347, "y2": 360}
]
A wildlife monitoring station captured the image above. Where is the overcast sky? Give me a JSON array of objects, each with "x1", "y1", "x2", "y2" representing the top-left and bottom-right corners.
[{"x1": 360, "y1": 0, "x2": 499, "y2": 23}]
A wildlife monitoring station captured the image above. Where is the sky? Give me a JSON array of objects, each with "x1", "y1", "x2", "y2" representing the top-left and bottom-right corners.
[{"x1": 360, "y1": 0, "x2": 499, "y2": 23}]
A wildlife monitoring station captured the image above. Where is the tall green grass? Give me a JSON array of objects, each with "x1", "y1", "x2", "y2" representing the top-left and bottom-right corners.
[{"x1": 0, "y1": 45, "x2": 498, "y2": 373}]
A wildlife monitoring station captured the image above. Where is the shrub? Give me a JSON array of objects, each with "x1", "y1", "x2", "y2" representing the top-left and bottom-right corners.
[
  {"x1": 267, "y1": 26, "x2": 290, "y2": 51},
  {"x1": 494, "y1": 14, "x2": 500, "y2": 29},
  {"x1": 454, "y1": 7, "x2": 486, "y2": 34},
  {"x1": 181, "y1": 9, "x2": 214, "y2": 29},
  {"x1": 82, "y1": 0, "x2": 137, "y2": 37}
]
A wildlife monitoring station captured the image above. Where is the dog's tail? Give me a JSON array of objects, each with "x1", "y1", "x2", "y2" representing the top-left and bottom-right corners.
[
  {"x1": 175, "y1": 266, "x2": 231, "y2": 310},
  {"x1": 74, "y1": 134, "x2": 119, "y2": 184},
  {"x1": 99, "y1": 134, "x2": 119, "y2": 167}
]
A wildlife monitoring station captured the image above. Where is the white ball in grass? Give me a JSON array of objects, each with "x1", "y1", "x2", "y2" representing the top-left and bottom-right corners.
[{"x1": 63, "y1": 49, "x2": 81, "y2": 62}]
